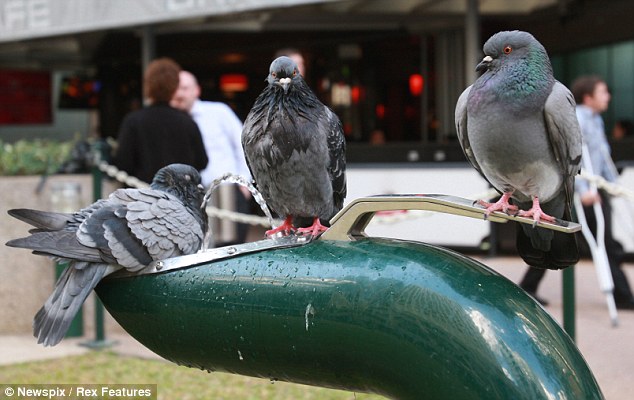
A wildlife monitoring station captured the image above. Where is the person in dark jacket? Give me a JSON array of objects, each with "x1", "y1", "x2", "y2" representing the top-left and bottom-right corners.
[{"x1": 114, "y1": 57, "x2": 208, "y2": 184}]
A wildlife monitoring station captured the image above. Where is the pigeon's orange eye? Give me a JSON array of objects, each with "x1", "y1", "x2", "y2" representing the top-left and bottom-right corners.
[
  {"x1": 272, "y1": 72, "x2": 277, "y2": 77},
  {"x1": 293, "y1": 70, "x2": 297, "y2": 76},
  {"x1": 503, "y1": 46, "x2": 513, "y2": 54}
]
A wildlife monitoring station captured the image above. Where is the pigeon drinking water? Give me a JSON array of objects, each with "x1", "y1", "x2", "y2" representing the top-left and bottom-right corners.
[
  {"x1": 242, "y1": 56, "x2": 346, "y2": 237},
  {"x1": 6, "y1": 163, "x2": 207, "y2": 346},
  {"x1": 455, "y1": 31, "x2": 582, "y2": 269}
]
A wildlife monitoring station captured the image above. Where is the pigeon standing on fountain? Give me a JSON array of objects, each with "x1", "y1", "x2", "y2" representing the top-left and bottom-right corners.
[
  {"x1": 455, "y1": 31, "x2": 582, "y2": 269},
  {"x1": 6, "y1": 164, "x2": 207, "y2": 346},
  {"x1": 242, "y1": 56, "x2": 346, "y2": 237}
]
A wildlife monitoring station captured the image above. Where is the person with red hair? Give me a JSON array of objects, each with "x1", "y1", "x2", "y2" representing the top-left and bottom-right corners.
[{"x1": 114, "y1": 57, "x2": 208, "y2": 184}]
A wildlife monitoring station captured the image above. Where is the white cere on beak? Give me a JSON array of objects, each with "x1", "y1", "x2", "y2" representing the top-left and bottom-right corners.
[
  {"x1": 482, "y1": 55, "x2": 493, "y2": 63},
  {"x1": 279, "y1": 77, "x2": 291, "y2": 85}
]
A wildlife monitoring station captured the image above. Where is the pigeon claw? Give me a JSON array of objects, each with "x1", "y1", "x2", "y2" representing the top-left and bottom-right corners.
[
  {"x1": 265, "y1": 216, "x2": 295, "y2": 237},
  {"x1": 517, "y1": 197, "x2": 556, "y2": 226},
  {"x1": 476, "y1": 192, "x2": 518, "y2": 217},
  {"x1": 296, "y1": 217, "x2": 328, "y2": 238}
]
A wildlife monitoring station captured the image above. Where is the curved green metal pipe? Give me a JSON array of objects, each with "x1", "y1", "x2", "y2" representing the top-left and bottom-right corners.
[{"x1": 97, "y1": 238, "x2": 602, "y2": 399}]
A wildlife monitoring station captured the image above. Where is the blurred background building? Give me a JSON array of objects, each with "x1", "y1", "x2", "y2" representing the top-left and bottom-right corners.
[
  {"x1": 0, "y1": 0, "x2": 632, "y2": 153},
  {"x1": 1, "y1": 0, "x2": 634, "y2": 250}
]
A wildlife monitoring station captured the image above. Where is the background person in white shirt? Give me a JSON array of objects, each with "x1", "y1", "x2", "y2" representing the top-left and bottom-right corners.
[{"x1": 172, "y1": 70, "x2": 253, "y2": 246}]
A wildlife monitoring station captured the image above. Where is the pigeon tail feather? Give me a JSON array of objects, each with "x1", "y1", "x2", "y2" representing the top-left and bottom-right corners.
[
  {"x1": 514, "y1": 191, "x2": 579, "y2": 270},
  {"x1": 34, "y1": 262, "x2": 108, "y2": 346},
  {"x1": 8, "y1": 209, "x2": 73, "y2": 231},
  {"x1": 516, "y1": 227, "x2": 579, "y2": 270}
]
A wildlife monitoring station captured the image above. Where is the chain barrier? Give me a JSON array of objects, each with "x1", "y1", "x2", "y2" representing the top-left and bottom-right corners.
[{"x1": 95, "y1": 161, "x2": 634, "y2": 227}]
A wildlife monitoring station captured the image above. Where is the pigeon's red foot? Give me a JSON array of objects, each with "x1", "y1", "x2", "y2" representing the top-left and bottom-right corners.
[
  {"x1": 518, "y1": 197, "x2": 556, "y2": 225},
  {"x1": 296, "y1": 217, "x2": 328, "y2": 237},
  {"x1": 477, "y1": 192, "x2": 518, "y2": 216},
  {"x1": 266, "y1": 216, "x2": 295, "y2": 237}
]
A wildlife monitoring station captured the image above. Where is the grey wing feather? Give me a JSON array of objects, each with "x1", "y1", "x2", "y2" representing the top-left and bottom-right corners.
[
  {"x1": 123, "y1": 192, "x2": 204, "y2": 264},
  {"x1": 544, "y1": 81, "x2": 583, "y2": 209},
  {"x1": 6, "y1": 231, "x2": 105, "y2": 263},
  {"x1": 455, "y1": 85, "x2": 486, "y2": 178},
  {"x1": 241, "y1": 107, "x2": 265, "y2": 189},
  {"x1": 325, "y1": 107, "x2": 347, "y2": 213}
]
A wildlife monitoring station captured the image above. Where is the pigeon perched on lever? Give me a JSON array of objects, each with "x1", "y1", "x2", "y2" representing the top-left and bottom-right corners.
[
  {"x1": 6, "y1": 163, "x2": 207, "y2": 346},
  {"x1": 455, "y1": 30, "x2": 582, "y2": 269},
  {"x1": 242, "y1": 56, "x2": 346, "y2": 237}
]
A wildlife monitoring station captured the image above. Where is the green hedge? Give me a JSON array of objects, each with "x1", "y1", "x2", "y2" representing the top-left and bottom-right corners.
[{"x1": 0, "y1": 139, "x2": 73, "y2": 176}]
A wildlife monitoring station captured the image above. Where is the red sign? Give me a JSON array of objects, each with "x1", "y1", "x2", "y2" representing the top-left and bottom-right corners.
[{"x1": 0, "y1": 70, "x2": 52, "y2": 125}]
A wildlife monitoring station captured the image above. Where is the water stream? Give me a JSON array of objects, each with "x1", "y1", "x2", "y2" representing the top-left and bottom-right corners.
[{"x1": 201, "y1": 173, "x2": 276, "y2": 251}]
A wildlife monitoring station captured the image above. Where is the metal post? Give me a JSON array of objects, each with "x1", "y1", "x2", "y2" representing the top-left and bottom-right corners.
[
  {"x1": 464, "y1": 0, "x2": 480, "y2": 85},
  {"x1": 141, "y1": 26, "x2": 155, "y2": 75},
  {"x1": 562, "y1": 266, "x2": 576, "y2": 341}
]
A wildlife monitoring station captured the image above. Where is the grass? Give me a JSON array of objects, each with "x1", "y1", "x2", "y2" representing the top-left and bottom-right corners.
[{"x1": 0, "y1": 351, "x2": 385, "y2": 400}]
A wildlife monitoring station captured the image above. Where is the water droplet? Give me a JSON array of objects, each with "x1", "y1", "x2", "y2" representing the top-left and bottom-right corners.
[
  {"x1": 238, "y1": 350, "x2": 244, "y2": 361},
  {"x1": 305, "y1": 303, "x2": 315, "y2": 331}
]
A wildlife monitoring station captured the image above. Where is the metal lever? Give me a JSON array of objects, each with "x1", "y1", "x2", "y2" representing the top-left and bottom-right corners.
[{"x1": 321, "y1": 194, "x2": 581, "y2": 241}]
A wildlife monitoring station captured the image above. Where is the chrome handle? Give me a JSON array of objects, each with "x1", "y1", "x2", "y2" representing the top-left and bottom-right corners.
[{"x1": 320, "y1": 194, "x2": 581, "y2": 241}]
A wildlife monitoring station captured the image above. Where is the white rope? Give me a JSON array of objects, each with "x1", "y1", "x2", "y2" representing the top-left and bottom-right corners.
[
  {"x1": 98, "y1": 161, "x2": 149, "y2": 189},
  {"x1": 579, "y1": 169, "x2": 634, "y2": 201},
  {"x1": 96, "y1": 160, "x2": 634, "y2": 226},
  {"x1": 206, "y1": 206, "x2": 273, "y2": 227}
]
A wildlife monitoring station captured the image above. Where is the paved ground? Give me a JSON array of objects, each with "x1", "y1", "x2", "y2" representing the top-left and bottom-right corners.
[{"x1": 1, "y1": 256, "x2": 632, "y2": 399}]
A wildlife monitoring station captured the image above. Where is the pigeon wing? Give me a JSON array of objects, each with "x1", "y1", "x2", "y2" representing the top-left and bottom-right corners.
[
  {"x1": 543, "y1": 81, "x2": 583, "y2": 215},
  {"x1": 242, "y1": 90, "x2": 272, "y2": 188},
  {"x1": 455, "y1": 85, "x2": 487, "y2": 180},
  {"x1": 6, "y1": 230, "x2": 105, "y2": 263},
  {"x1": 324, "y1": 106, "x2": 347, "y2": 213},
  {"x1": 117, "y1": 189, "x2": 205, "y2": 268}
]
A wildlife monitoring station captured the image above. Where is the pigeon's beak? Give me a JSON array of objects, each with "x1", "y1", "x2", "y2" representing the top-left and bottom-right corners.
[
  {"x1": 279, "y1": 77, "x2": 291, "y2": 93},
  {"x1": 476, "y1": 55, "x2": 493, "y2": 72}
]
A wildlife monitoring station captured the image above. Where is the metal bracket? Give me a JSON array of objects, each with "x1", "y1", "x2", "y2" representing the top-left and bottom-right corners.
[
  {"x1": 320, "y1": 194, "x2": 581, "y2": 242},
  {"x1": 111, "y1": 234, "x2": 312, "y2": 277}
]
